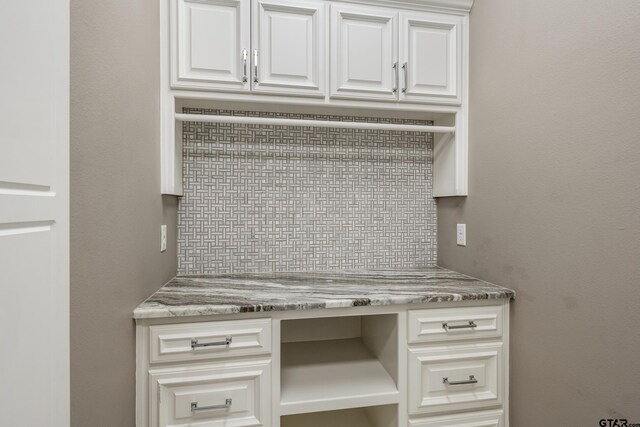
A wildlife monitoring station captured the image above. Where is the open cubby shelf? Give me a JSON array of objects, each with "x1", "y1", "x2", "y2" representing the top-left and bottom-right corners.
[
  {"x1": 280, "y1": 314, "x2": 399, "y2": 417},
  {"x1": 280, "y1": 338, "x2": 399, "y2": 415},
  {"x1": 281, "y1": 405, "x2": 399, "y2": 427}
]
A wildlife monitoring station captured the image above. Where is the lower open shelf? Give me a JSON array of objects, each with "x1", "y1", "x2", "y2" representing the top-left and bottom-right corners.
[
  {"x1": 281, "y1": 405, "x2": 398, "y2": 427},
  {"x1": 280, "y1": 338, "x2": 399, "y2": 415}
]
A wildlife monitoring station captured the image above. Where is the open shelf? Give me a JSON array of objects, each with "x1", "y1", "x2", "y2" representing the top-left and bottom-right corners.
[
  {"x1": 280, "y1": 338, "x2": 399, "y2": 415},
  {"x1": 280, "y1": 314, "x2": 399, "y2": 416},
  {"x1": 281, "y1": 405, "x2": 398, "y2": 427}
]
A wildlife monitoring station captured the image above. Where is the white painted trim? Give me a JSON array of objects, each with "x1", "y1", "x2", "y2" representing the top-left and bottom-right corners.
[
  {"x1": 172, "y1": 87, "x2": 462, "y2": 110},
  {"x1": 361, "y1": 0, "x2": 474, "y2": 13},
  {"x1": 335, "y1": 0, "x2": 474, "y2": 14},
  {"x1": 503, "y1": 300, "x2": 510, "y2": 427},
  {"x1": 271, "y1": 320, "x2": 282, "y2": 427},
  {"x1": 175, "y1": 113, "x2": 455, "y2": 133},
  {"x1": 432, "y1": 11, "x2": 468, "y2": 197}
]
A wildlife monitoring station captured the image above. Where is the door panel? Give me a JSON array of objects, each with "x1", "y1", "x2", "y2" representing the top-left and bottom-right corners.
[
  {"x1": 0, "y1": 0, "x2": 69, "y2": 425},
  {"x1": 400, "y1": 12, "x2": 462, "y2": 104},
  {"x1": 172, "y1": 0, "x2": 250, "y2": 91},
  {"x1": 331, "y1": 4, "x2": 398, "y2": 100},
  {"x1": 408, "y1": 342, "x2": 503, "y2": 415},
  {"x1": 253, "y1": 0, "x2": 325, "y2": 96},
  {"x1": 150, "y1": 362, "x2": 272, "y2": 427}
]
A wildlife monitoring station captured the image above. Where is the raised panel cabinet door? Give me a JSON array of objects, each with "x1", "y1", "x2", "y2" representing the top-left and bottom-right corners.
[
  {"x1": 400, "y1": 12, "x2": 462, "y2": 104},
  {"x1": 253, "y1": 0, "x2": 325, "y2": 96},
  {"x1": 408, "y1": 342, "x2": 503, "y2": 415},
  {"x1": 150, "y1": 361, "x2": 272, "y2": 427},
  {"x1": 331, "y1": 4, "x2": 398, "y2": 100},
  {"x1": 172, "y1": 0, "x2": 250, "y2": 90}
]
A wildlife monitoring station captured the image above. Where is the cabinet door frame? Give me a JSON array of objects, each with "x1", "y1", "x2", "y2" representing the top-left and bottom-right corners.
[
  {"x1": 330, "y1": 3, "x2": 399, "y2": 101},
  {"x1": 252, "y1": 0, "x2": 326, "y2": 96},
  {"x1": 150, "y1": 360, "x2": 272, "y2": 427},
  {"x1": 171, "y1": 0, "x2": 251, "y2": 91},
  {"x1": 408, "y1": 341, "x2": 504, "y2": 414},
  {"x1": 399, "y1": 11, "x2": 462, "y2": 104}
]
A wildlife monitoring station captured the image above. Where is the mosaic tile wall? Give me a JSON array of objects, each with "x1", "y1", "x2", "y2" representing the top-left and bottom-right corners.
[{"x1": 177, "y1": 108, "x2": 437, "y2": 274}]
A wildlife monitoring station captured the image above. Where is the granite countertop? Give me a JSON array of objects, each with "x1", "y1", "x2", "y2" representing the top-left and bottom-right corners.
[{"x1": 134, "y1": 267, "x2": 514, "y2": 319}]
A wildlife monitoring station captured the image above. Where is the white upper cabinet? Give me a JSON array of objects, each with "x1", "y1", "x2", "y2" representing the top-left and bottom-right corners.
[
  {"x1": 399, "y1": 11, "x2": 462, "y2": 104},
  {"x1": 169, "y1": 0, "x2": 464, "y2": 103},
  {"x1": 172, "y1": 0, "x2": 250, "y2": 91},
  {"x1": 162, "y1": 0, "x2": 472, "y2": 197},
  {"x1": 252, "y1": 0, "x2": 325, "y2": 96},
  {"x1": 330, "y1": 4, "x2": 398, "y2": 101}
]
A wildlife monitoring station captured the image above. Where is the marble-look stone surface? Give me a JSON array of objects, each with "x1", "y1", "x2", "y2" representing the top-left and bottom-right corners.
[{"x1": 134, "y1": 267, "x2": 514, "y2": 319}]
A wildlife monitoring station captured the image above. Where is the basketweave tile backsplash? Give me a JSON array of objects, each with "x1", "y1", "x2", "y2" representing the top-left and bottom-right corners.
[{"x1": 177, "y1": 108, "x2": 437, "y2": 274}]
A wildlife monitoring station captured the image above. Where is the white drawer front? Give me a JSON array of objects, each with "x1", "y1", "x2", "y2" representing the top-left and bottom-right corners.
[
  {"x1": 151, "y1": 361, "x2": 271, "y2": 427},
  {"x1": 150, "y1": 318, "x2": 272, "y2": 363},
  {"x1": 408, "y1": 305, "x2": 502, "y2": 344},
  {"x1": 408, "y1": 342, "x2": 503, "y2": 414},
  {"x1": 409, "y1": 409, "x2": 504, "y2": 426}
]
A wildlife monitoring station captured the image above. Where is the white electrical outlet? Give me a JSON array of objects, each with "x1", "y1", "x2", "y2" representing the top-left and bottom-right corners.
[
  {"x1": 456, "y1": 224, "x2": 466, "y2": 246},
  {"x1": 161, "y1": 225, "x2": 167, "y2": 252}
]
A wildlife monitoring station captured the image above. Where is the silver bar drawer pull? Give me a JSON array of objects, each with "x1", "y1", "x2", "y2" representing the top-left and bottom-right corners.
[
  {"x1": 401, "y1": 62, "x2": 408, "y2": 93},
  {"x1": 392, "y1": 62, "x2": 398, "y2": 93},
  {"x1": 442, "y1": 320, "x2": 477, "y2": 330},
  {"x1": 242, "y1": 48, "x2": 248, "y2": 82},
  {"x1": 253, "y1": 49, "x2": 259, "y2": 83},
  {"x1": 191, "y1": 336, "x2": 232, "y2": 349},
  {"x1": 191, "y1": 398, "x2": 232, "y2": 412},
  {"x1": 443, "y1": 375, "x2": 478, "y2": 386}
]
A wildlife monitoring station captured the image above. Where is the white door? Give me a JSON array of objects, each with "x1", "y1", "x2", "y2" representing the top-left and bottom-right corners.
[
  {"x1": 252, "y1": 0, "x2": 325, "y2": 96},
  {"x1": 172, "y1": 0, "x2": 250, "y2": 91},
  {"x1": 330, "y1": 4, "x2": 398, "y2": 101},
  {"x1": 0, "y1": 0, "x2": 69, "y2": 426},
  {"x1": 400, "y1": 12, "x2": 462, "y2": 104}
]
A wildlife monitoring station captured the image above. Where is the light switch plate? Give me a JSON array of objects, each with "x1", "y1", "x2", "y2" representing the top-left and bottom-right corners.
[
  {"x1": 456, "y1": 224, "x2": 466, "y2": 246},
  {"x1": 161, "y1": 225, "x2": 167, "y2": 252}
]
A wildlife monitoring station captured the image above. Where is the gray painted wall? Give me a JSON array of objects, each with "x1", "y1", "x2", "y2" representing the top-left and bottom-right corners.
[
  {"x1": 70, "y1": 0, "x2": 177, "y2": 425},
  {"x1": 437, "y1": 0, "x2": 640, "y2": 425}
]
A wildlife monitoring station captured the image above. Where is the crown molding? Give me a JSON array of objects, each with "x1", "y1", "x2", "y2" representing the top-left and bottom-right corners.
[{"x1": 341, "y1": 0, "x2": 474, "y2": 13}]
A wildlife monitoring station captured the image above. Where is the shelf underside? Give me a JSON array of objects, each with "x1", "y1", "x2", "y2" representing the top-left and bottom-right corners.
[{"x1": 280, "y1": 338, "x2": 399, "y2": 416}]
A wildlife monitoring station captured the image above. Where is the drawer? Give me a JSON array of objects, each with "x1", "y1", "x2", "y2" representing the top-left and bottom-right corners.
[
  {"x1": 408, "y1": 305, "x2": 503, "y2": 344},
  {"x1": 150, "y1": 361, "x2": 271, "y2": 427},
  {"x1": 408, "y1": 342, "x2": 503, "y2": 414},
  {"x1": 149, "y1": 318, "x2": 272, "y2": 363},
  {"x1": 408, "y1": 409, "x2": 504, "y2": 426}
]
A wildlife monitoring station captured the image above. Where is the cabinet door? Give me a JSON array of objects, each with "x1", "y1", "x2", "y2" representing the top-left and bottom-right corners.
[
  {"x1": 331, "y1": 4, "x2": 398, "y2": 101},
  {"x1": 253, "y1": 0, "x2": 325, "y2": 96},
  {"x1": 172, "y1": 0, "x2": 250, "y2": 91},
  {"x1": 150, "y1": 361, "x2": 272, "y2": 427},
  {"x1": 400, "y1": 12, "x2": 462, "y2": 104},
  {"x1": 408, "y1": 342, "x2": 503, "y2": 415}
]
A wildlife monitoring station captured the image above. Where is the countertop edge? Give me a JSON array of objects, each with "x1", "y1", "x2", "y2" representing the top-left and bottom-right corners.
[{"x1": 133, "y1": 285, "x2": 514, "y2": 320}]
